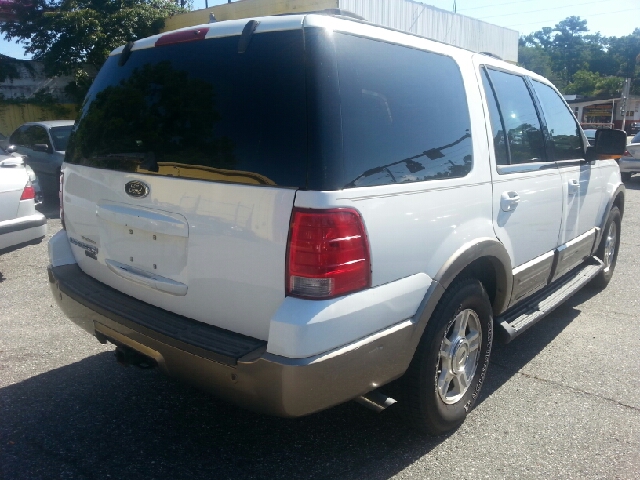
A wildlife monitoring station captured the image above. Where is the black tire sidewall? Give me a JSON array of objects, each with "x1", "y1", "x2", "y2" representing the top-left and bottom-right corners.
[
  {"x1": 595, "y1": 206, "x2": 621, "y2": 286},
  {"x1": 418, "y1": 279, "x2": 493, "y2": 434}
]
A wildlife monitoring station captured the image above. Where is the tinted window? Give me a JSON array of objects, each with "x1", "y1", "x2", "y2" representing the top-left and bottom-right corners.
[
  {"x1": 531, "y1": 81, "x2": 583, "y2": 160},
  {"x1": 485, "y1": 69, "x2": 547, "y2": 164},
  {"x1": 67, "y1": 31, "x2": 307, "y2": 188},
  {"x1": 632, "y1": 132, "x2": 640, "y2": 144},
  {"x1": 334, "y1": 34, "x2": 472, "y2": 188},
  {"x1": 25, "y1": 125, "x2": 49, "y2": 148},
  {"x1": 481, "y1": 69, "x2": 509, "y2": 165},
  {"x1": 9, "y1": 126, "x2": 27, "y2": 146},
  {"x1": 50, "y1": 125, "x2": 73, "y2": 151}
]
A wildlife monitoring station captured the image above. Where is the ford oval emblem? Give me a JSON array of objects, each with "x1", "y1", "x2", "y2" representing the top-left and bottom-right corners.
[{"x1": 124, "y1": 180, "x2": 149, "y2": 198}]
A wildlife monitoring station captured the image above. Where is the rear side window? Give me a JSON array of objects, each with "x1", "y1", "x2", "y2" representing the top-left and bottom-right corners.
[
  {"x1": 50, "y1": 126, "x2": 73, "y2": 151},
  {"x1": 24, "y1": 125, "x2": 49, "y2": 148},
  {"x1": 481, "y1": 69, "x2": 509, "y2": 165},
  {"x1": 530, "y1": 80, "x2": 583, "y2": 160},
  {"x1": 484, "y1": 68, "x2": 547, "y2": 164},
  {"x1": 334, "y1": 34, "x2": 472, "y2": 188},
  {"x1": 66, "y1": 31, "x2": 308, "y2": 188}
]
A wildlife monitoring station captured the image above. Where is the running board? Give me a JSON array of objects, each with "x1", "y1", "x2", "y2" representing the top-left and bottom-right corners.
[{"x1": 496, "y1": 258, "x2": 604, "y2": 343}]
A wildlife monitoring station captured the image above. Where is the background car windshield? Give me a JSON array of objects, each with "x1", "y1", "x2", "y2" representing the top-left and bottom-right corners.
[{"x1": 50, "y1": 126, "x2": 73, "y2": 151}]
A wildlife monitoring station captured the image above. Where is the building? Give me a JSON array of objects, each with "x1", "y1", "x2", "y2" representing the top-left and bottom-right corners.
[
  {"x1": 0, "y1": 55, "x2": 76, "y2": 102},
  {"x1": 163, "y1": 0, "x2": 519, "y2": 63},
  {"x1": 565, "y1": 94, "x2": 640, "y2": 132}
]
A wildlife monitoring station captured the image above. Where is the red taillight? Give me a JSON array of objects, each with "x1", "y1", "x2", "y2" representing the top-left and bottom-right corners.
[
  {"x1": 155, "y1": 28, "x2": 209, "y2": 47},
  {"x1": 622, "y1": 150, "x2": 632, "y2": 157},
  {"x1": 286, "y1": 208, "x2": 371, "y2": 299},
  {"x1": 59, "y1": 171, "x2": 65, "y2": 230},
  {"x1": 20, "y1": 183, "x2": 35, "y2": 200}
]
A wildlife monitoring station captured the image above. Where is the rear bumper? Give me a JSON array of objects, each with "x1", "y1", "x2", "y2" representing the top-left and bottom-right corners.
[
  {"x1": 619, "y1": 157, "x2": 640, "y2": 173},
  {"x1": 48, "y1": 262, "x2": 421, "y2": 417},
  {"x1": 0, "y1": 213, "x2": 47, "y2": 250}
]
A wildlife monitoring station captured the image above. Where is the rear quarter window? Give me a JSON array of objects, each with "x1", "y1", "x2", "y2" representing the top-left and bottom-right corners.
[{"x1": 333, "y1": 34, "x2": 473, "y2": 189}]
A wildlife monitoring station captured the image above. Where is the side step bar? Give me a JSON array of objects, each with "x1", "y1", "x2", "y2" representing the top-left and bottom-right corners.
[{"x1": 496, "y1": 257, "x2": 604, "y2": 343}]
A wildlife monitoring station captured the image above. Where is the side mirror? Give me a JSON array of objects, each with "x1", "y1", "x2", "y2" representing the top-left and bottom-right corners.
[
  {"x1": 6, "y1": 145, "x2": 17, "y2": 153},
  {"x1": 585, "y1": 129, "x2": 627, "y2": 162},
  {"x1": 33, "y1": 143, "x2": 53, "y2": 154},
  {"x1": 594, "y1": 129, "x2": 627, "y2": 155}
]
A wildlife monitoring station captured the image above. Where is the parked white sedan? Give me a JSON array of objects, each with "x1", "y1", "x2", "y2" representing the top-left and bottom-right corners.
[
  {"x1": 620, "y1": 132, "x2": 640, "y2": 182},
  {"x1": 0, "y1": 151, "x2": 47, "y2": 251}
]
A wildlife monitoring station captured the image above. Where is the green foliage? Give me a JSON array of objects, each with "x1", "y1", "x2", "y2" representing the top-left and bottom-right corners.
[
  {"x1": 1, "y1": 1, "x2": 184, "y2": 76},
  {"x1": 564, "y1": 70, "x2": 623, "y2": 97},
  {"x1": 519, "y1": 17, "x2": 640, "y2": 96}
]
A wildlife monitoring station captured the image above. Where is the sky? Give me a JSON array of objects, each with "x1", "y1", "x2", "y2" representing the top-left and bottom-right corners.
[{"x1": 1, "y1": 0, "x2": 639, "y2": 60}]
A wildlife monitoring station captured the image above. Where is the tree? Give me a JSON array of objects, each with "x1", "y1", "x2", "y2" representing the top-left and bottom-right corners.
[
  {"x1": 564, "y1": 70, "x2": 623, "y2": 97},
  {"x1": 519, "y1": 17, "x2": 640, "y2": 95},
  {"x1": 1, "y1": 0, "x2": 184, "y2": 100}
]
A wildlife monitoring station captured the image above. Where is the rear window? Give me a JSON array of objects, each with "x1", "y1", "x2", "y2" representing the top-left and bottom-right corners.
[
  {"x1": 66, "y1": 30, "x2": 308, "y2": 188},
  {"x1": 632, "y1": 132, "x2": 640, "y2": 144},
  {"x1": 51, "y1": 126, "x2": 73, "y2": 151}
]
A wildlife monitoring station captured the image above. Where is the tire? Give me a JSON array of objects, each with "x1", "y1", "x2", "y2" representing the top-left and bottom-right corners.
[
  {"x1": 592, "y1": 206, "x2": 621, "y2": 289},
  {"x1": 621, "y1": 172, "x2": 631, "y2": 182},
  {"x1": 401, "y1": 278, "x2": 493, "y2": 435}
]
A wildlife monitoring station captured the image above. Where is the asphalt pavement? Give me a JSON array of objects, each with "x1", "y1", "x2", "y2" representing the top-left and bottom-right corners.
[{"x1": 1, "y1": 185, "x2": 639, "y2": 480}]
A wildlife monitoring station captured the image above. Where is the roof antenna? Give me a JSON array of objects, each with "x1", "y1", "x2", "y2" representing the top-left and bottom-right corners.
[{"x1": 238, "y1": 20, "x2": 260, "y2": 54}]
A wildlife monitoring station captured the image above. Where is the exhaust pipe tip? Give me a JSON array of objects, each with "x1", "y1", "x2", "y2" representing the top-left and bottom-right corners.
[
  {"x1": 115, "y1": 346, "x2": 128, "y2": 366},
  {"x1": 355, "y1": 390, "x2": 397, "y2": 413},
  {"x1": 114, "y1": 345, "x2": 157, "y2": 369}
]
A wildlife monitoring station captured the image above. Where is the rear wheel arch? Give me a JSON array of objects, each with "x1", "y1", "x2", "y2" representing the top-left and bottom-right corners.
[
  {"x1": 434, "y1": 238, "x2": 513, "y2": 316},
  {"x1": 613, "y1": 190, "x2": 624, "y2": 219}
]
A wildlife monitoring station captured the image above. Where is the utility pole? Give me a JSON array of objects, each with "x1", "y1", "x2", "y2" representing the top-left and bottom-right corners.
[{"x1": 620, "y1": 77, "x2": 631, "y2": 133}]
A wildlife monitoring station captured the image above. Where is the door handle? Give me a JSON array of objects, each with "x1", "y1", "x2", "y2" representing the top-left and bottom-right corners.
[
  {"x1": 568, "y1": 179, "x2": 580, "y2": 196},
  {"x1": 500, "y1": 191, "x2": 520, "y2": 212}
]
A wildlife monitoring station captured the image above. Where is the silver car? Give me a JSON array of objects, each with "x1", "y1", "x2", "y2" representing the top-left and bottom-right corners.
[
  {"x1": 620, "y1": 132, "x2": 640, "y2": 182},
  {"x1": 4, "y1": 120, "x2": 74, "y2": 197}
]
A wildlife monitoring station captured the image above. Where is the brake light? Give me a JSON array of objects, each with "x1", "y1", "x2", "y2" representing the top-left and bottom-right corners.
[
  {"x1": 20, "y1": 182, "x2": 35, "y2": 200},
  {"x1": 155, "y1": 28, "x2": 209, "y2": 47},
  {"x1": 59, "y1": 171, "x2": 65, "y2": 230},
  {"x1": 622, "y1": 150, "x2": 632, "y2": 157},
  {"x1": 286, "y1": 208, "x2": 371, "y2": 299}
]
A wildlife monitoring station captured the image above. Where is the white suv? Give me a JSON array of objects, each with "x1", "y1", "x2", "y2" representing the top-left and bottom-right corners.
[{"x1": 47, "y1": 13, "x2": 627, "y2": 435}]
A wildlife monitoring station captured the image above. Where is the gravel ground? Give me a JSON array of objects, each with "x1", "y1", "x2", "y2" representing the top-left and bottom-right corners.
[{"x1": 1, "y1": 182, "x2": 639, "y2": 480}]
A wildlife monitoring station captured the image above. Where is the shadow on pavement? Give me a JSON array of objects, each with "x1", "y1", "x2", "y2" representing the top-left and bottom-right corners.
[
  {"x1": 37, "y1": 195, "x2": 60, "y2": 220},
  {"x1": 622, "y1": 175, "x2": 640, "y2": 190},
  {"x1": 0, "y1": 285, "x2": 603, "y2": 480},
  {"x1": 0, "y1": 351, "x2": 444, "y2": 480}
]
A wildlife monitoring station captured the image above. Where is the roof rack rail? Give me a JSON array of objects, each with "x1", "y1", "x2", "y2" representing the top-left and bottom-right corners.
[
  {"x1": 479, "y1": 51, "x2": 503, "y2": 60},
  {"x1": 276, "y1": 9, "x2": 365, "y2": 21}
]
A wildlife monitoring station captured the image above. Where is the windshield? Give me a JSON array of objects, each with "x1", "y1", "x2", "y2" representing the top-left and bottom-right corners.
[
  {"x1": 66, "y1": 30, "x2": 308, "y2": 188},
  {"x1": 632, "y1": 132, "x2": 640, "y2": 144},
  {"x1": 50, "y1": 125, "x2": 73, "y2": 151}
]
